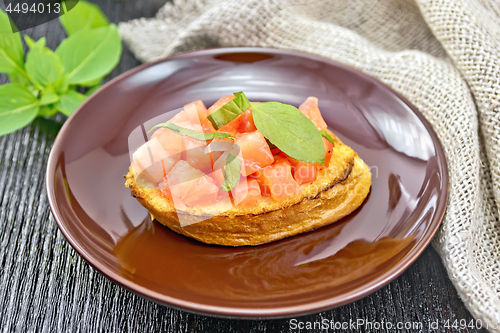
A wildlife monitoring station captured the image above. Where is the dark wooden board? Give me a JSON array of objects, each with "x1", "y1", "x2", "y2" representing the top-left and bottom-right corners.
[{"x1": 0, "y1": 1, "x2": 484, "y2": 332}]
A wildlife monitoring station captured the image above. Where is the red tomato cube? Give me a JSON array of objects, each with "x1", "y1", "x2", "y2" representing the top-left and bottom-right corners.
[
  {"x1": 234, "y1": 131, "x2": 274, "y2": 176},
  {"x1": 299, "y1": 97, "x2": 328, "y2": 131},
  {"x1": 165, "y1": 160, "x2": 219, "y2": 207}
]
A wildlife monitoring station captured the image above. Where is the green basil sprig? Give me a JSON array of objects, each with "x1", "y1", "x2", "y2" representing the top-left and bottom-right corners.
[
  {"x1": 149, "y1": 122, "x2": 234, "y2": 141},
  {"x1": 251, "y1": 102, "x2": 325, "y2": 165},
  {"x1": 209, "y1": 92, "x2": 328, "y2": 164},
  {"x1": 207, "y1": 91, "x2": 251, "y2": 129},
  {"x1": 0, "y1": 1, "x2": 122, "y2": 136}
]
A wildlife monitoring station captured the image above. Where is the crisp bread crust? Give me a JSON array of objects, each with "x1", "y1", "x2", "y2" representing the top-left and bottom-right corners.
[{"x1": 125, "y1": 131, "x2": 372, "y2": 246}]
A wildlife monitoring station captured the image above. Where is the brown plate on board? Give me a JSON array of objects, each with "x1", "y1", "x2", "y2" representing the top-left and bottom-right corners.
[{"x1": 46, "y1": 48, "x2": 448, "y2": 318}]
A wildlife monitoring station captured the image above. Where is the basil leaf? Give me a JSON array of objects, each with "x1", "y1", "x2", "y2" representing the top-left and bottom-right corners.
[
  {"x1": 24, "y1": 35, "x2": 36, "y2": 48},
  {"x1": 251, "y1": 102, "x2": 325, "y2": 164},
  {"x1": 56, "y1": 91, "x2": 87, "y2": 116},
  {"x1": 233, "y1": 92, "x2": 251, "y2": 110},
  {"x1": 0, "y1": 11, "x2": 26, "y2": 75},
  {"x1": 220, "y1": 153, "x2": 242, "y2": 192},
  {"x1": 77, "y1": 76, "x2": 103, "y2": 87},
  {"x1": 56, "y1": 24, "x2": 122, "y2": 85},
  {"x1": 149, "y1": 122, "x2": 234, "y2": 141},
  {"x1": 40, "y1": 89, "x2": 60, "y2": 106},
  {"x1": 25, "y1": 38, "x2": 66, "y2": 90},
  {"x1": 0, "y1": 84, "x2": 39, "y2": 136},
  {"x1": 320, "y1": 130, "x2": 334, "y2": 145},
  {"x1": 38, "y1": 105, "x2": 58, "y2": 117},
  {"x1": 8, "y1": 72, "x2": 30, "y2": 87},
  {"x1": 207, "y1": 91, "x2": 251, "y2": 129},
  {"x1": 60, "y1": 1, "x2": 109, "y2": 36}
]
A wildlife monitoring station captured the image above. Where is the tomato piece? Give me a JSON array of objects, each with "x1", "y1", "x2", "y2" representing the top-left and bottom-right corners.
[
  {"x1": 279, "y1": 135, "x2": 334, "y2": 179},
  {"x1": 217, "y1": 109, "x2": 256, "y2": 135},
  {"x1": 146, "y1": 128, "x2": 183, "y2": 177},
  {"x1": 165, "y1": 160, "x2": 219, "y2": 207},
  {"x1": 150, "y1": 126, "x2": 183, "y2": 155},
  {"x1": 292, "y1": 161, "x2": 318, "y2": 185},
  {"x1": 168, "y1": 110, "x2": 190, "y2": 125},
  {"x1": 238, "y1": 109, "x2": 257, "y2": 132},
  {"x1": 278, "y1": 152, "x2": 318, "y2": 185},
  {"x1": 184, "y1": 100, "x2": 215, "y2": 132},
  {"x1": 174, "y1": 121, "x2": 212, "y2": 172},
  {"x1": 210, "y1": 152, "x2": 227, "y2": 188},
  {"x1": 254, "y1": 157, "x2": 299, "y2": 201},
  {"x1": 207, "y1": 138, "x2": 234, "y2": 169},
  {"x1": 234, "y1": 131, "x2": 274, "y2": 176},
  {"x1": 232, "y1": 178, "x2": 261, "y2": 207},
  {"x1": 208, "y1": 95, "x2": 235, "y2": 115},
  {"x1": 132, "y1": 137, "x2": 172, "y2": 185},
  {"x1": 211, "y1": 145, "x2": 241, "y2": 187},
  {"x1": 299, "y1": 97, "x2": 328, "y2": 131},
  {"x1": 323, "y1": 136, "x2": 334, "y2": 168}
]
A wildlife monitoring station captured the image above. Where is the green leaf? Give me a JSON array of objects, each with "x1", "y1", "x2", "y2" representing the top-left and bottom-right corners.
[
  {"x1": 56, "y1": 25, "x2": 122, "y2": 85},
  {"x1": 0, "y1": 84, "x2": 39, "y2": 136},
  {"x1": 24, "y1": 35, "x2": 36, "y2": 48},
  {"x1": 78, "y1": 76, "x2": 103, "y2": 87},
  {"x1": 320, "y1": 130, "x2": 334, "y2": 145},
  {"x1": 8, "y1": 72, "x2": 30, "y2": 87},
  {"x1": 25, "y1": 38, "x2": 66, "y2": 90},
  {"x1": 220, "y1": 153, "x2": 241, "y2": 192},
  {"x1": 149, "y1": 122, "x2": 234, "y2": 141},
  {"x1": 0, "y1": 11, "x2": 26, "y2": 75},
  {"x1": 38, "y1": 105, "x2": 58, "y2": 117},
  {"x1": 60, "y1": 0, "x2": 109, "y2": 36},
  {"x1": 40, "y1": 89, "x2": 60, "y2": 105},
  {"x1": 207, "y1": 91, "x2": 251, "y2": 129},
  {"x1": 251, "y1": 102, "x2": 325, "y2": 164},
  {"x1": 55, "y1": 91, "x2": 87, "y2": 116},
  {"x1": 85, "y1": 84, "x2": 101, "y2": 96}
]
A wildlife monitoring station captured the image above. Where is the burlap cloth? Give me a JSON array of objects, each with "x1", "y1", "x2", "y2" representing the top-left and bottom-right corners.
[{"x1": 118, "y1": 0, "x2": 500, "y2": 328}]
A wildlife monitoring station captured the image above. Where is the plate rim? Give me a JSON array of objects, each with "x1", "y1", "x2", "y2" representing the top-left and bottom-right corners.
[{"x1": 45, "y1": 47, "x2": 449, "y2": 318}]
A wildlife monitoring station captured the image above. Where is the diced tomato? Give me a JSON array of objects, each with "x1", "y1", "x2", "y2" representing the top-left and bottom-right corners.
[
  {"x1": 291, "y1": 161, "x2": 318, "y2": 185},
  {"x1": 234, "y1": 131, "x2": 274, "y2": 176},
  {"x1": 271, "y1": 148, "x2": 281, "y2": 155},
  {"x1": 217, "y1": 109, "x2": 256, "y2": 135},
  {"x1": 132, "y1": 137, "x2": 172, "y2": 185},
  {"x1": 210, "y1": 146, "x2": 241, "y2": 187},
  {"x1": 183, "y1": 137, "x2": 211, "y2": 171},
  {"x1": 254, "y1": 157, "x2": 299, "y2": 201},
  {"x1": 207, "y1": 138, "x2": 234, "y2": 168},
  {"x1": 299, "y1": 97, "x2": 327, "y2": 131},
  {"x1": 208, "y1": 95, "x2": 235, "y2": 115},
  {"x1": 169, "y1": 110, "x2": 190, "y2": 125},
  {"x1": 278, "y1": 136, "x2": 334, "y2": 180},
  {"x1": 184, "y1": 100, "x2": 215, "y2": 132},
  {"x1": 323, "y1": 136, "x2": 334, "y2": 168},
  {"x1": 231, "y1": 177, "x2": 262, "y2": 207},
  {"x1": 174, "y1": 121, "x2": 212, "y2": 172},
  {"x1": 165, "y1": 160, "x2": 219, "y2": 207},
  {"x1": 238, "y1": 109, "x2": 257, "y2": 132},
  {"x1": 278, "y1": 152, "x2": 318, "y2": 185},
  {"x1": 210, "y1": 151, "x2": 228, "y2": 187},
  {"x1": 151, "y1": 127, "x2": 183, "y2": 152}
]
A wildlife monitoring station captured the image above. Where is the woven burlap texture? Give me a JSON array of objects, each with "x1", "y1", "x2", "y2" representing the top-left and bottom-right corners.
[{"x1": 118, "y1": 0, "x2": 500, "y2": 328}]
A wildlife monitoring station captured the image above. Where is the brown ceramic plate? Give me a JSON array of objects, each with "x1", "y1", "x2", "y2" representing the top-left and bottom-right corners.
[{"x1": 46, "y1": 48, "x2": 448, "y2": 318}]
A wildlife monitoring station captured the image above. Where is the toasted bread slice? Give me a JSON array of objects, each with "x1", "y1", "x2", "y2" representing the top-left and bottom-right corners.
[{"x1": 125, "y1": 131, "x2": 371, "y2": 246}]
